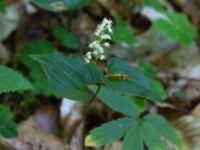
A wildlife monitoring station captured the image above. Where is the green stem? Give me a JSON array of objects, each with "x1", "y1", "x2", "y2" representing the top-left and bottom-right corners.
[{"x1": 82, "y1": 85, "x2": 102, "y2": 150}]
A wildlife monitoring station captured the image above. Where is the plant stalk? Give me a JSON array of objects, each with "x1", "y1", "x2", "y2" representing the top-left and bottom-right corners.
[{"x1": 82, "y1": 85, "x2": 101, "y2": 150}]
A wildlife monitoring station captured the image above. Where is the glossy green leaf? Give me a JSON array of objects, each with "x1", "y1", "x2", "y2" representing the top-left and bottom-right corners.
[
  {"x1": 131, "y1": 97, "x2": 145, "y2": 112},
  {"x1": 0, "y1": 105, "x2": 18, "y2": 138},
  {"x1": 106, "y1": 58, "x2": 161, "y2": 102},
  {"x1": 31, "y1": 54, "x2": 103, "y2": 102},
  {"x1": 32, "y1": 0, "x2": 88, "y2": 12},
  {"x1": 121, "y1": 126, "x2": 143, "y2": 150},
  {"x1": 0, "y1": 66, "x2": 33, "y2": 94},
  {"x1": 53, "y1": 24, "x2": 79, "y2": 49},
  {"x1": 85, "y1": 117, "x2": 135, "y2": 147},
  {"x1": 93, "y1": 86, "x2": 139, "y2": 117},
  {"x1": 144, "y1": 114, "x2": 183, "y2": 148},
  {"x1": 141, "y1": 122, "x2": 167, "y2": 150},
  {"x1": 137, "y1": 60, "x2": 166, "y2": 98},
  {"x1": 123, "y1": 114, "x2": 182, "y2": 150},
  {"x1": 86, "y1": 114, "x2": 182, "y2": 150}
]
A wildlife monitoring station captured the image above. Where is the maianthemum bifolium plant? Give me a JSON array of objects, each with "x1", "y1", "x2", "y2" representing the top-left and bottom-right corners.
[
  {"x1": 31, "y1": 18, "x2": 184, "y2": 150},
  {"x1": 0, "y1": 0, "x2": 197, "y2": 148}
]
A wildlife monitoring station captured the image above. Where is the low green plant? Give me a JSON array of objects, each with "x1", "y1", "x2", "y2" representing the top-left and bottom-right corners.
[
  {"x1": 18, "y1": 39, "x2": 56, "y2": 96},
  {"x1": 0, "y1": 66, "x2": 33, "y2": 94},
  {"x1": 0, "y1": 66, "x2": 33, "y2": 138},
  {"x1": 142, "y1": 0, "x2": 197, "y2": 46},
  {"x1": 53, "y1": 23, "x2": 80, "y2": 50},
  {"x1": 112, "y1": 16, "x2": 137, "y2": 47},
  {"x1": 31, "y1": 18, "x2": 184, "y2": 150},
  {"x1": 1, "y1": 0, "x2": 195, "y2": 149},
  {"x1": 0, "y1": 104, "x2": 18, "y2": 138}
]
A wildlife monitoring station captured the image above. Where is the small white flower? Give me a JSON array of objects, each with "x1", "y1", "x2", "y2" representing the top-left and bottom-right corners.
[
  {"x1": 97, "y1": 46, "x2": 104, "y2": 53},
  {"x1": 104, "y1": 42, "x2": 110, "y2": 48},
  {"x1": 89, "y1": 43, "x2": 93, "y2": 48},
  {"x1": 93, "y1": 50, "x2": 98, "y2": 55},
  {"x1": 85, "y1": 58, "x2": 90, "y2": 63},
  {"x1": 103, "y1": 18, "x2": 112, "y2": 26},
  {"x1": 95, "y1": 27, "x2": 103, "y2": 36},
  {"x1": 89, "y1": 41, "x2": 97, "y2": 48},
  {"x1": 86, "y1": 52, "x2": 92, "y2": 59},
  {"x1": 102, "y1": 34, "x2": 111, "y2": 40},
  {"x1": 95, "y1": 30, "x2": 101, "y2": 36},
  {"x1": 108, "y1": 27, "x2": 113, "y2": 33},
  {"x1": 100, "y1": 55, "x2": 105, "y2": 60}
]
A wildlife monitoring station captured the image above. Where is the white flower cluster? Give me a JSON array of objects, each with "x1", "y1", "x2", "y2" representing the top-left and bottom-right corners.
[{"x1": 85, "y1": 18, "x2": 113, "y2": 63}]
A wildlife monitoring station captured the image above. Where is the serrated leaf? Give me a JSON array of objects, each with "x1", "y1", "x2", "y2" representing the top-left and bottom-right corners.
[
  {"x1": 0, "y1": 66, "x2": 33, "y2": 94},
  {"x1": 31, "y1": 54, "x2": 103, "y2": 103},
  {"x1": 91, "y1": 86, "x2": 139, "y2": 117},
  {"x1": 53, "y1": 24, "x2": 79, "y2": 49},
  {"x1": 144, "y1": 114, "x2": 183, "y2": 148},
  {"x1": 0, "y1": 118, "x2": 18, "y2": 138},
  {"x1": 106, "y1": 58, "x2": 161, "y2": 102},
  {"x1": 0, "y1": 105, "x2": 18, "y2": 138},
  {"x1": 121, "y1": 126, "x2": 143, "y2": 150},
  {"x1": 85, "y1": 117, "x2": 135, "y2": 147}
]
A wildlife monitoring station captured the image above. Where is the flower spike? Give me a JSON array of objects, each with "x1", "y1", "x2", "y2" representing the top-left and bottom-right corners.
[{"x1": 85, "y1": 18, "x2": 113, "y2": 63}]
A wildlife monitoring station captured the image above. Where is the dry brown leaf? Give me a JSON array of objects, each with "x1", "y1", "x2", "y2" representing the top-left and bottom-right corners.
[
  {"x1": 173, "y1": 116, "x2": 198, "y2": 150},
  {"x1": 191, "y1": 103, "x2": 200, "y2": 118},
  {"x1": 172, "y1": 103, "x2": 200, "y2": 150},
  {"x1": 0, "y1": 105, "x2": 63, "y2": 150},
  {"x1": 0, "y1": 116, "x2": 70, "y2": 150},
  {"x1": 69, "y1": 123, "x2": 82, "y2": 150}
]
